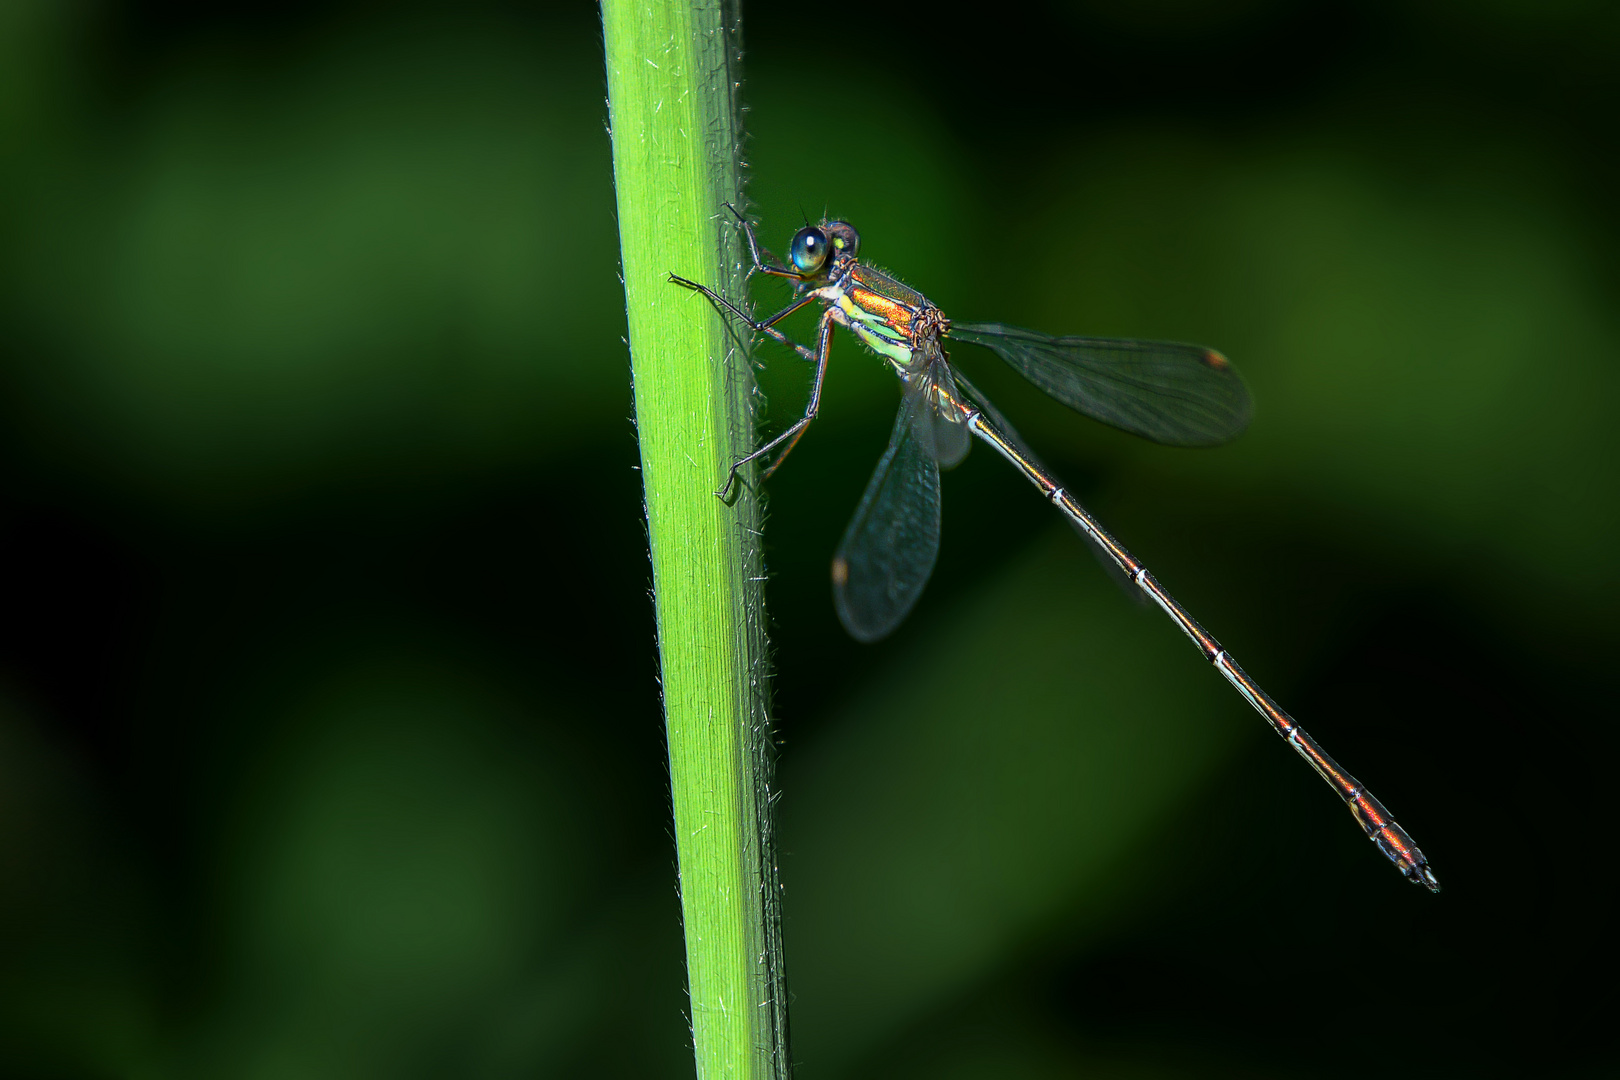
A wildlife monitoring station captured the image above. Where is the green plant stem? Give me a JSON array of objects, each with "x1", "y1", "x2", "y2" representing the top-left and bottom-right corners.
[{"x1": 602, "y1": 3, "x2": 786, "y2": 1078}]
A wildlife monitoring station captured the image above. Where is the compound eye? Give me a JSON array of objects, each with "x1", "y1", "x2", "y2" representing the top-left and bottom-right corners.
[
  {"x1": 827, "y1": 221, "x2": 860, "y2": 256},
  {"x1": 788, "y1": 227, "x2": 831, "y2": 274}
]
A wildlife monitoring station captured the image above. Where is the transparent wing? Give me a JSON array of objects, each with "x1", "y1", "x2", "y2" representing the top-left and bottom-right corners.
[
  {"x1": 948, "y1": 322, "x2": 1252, "y2": 446},
  {"x1": 952, "y1": 369, "x2": 1143, "y2": 602},
  {"x1": 832, "y1": 386, "x2": 943, "y2": 643},
  {"x1": 906, "y1": 349, "x2": 971, "y2": 469}
]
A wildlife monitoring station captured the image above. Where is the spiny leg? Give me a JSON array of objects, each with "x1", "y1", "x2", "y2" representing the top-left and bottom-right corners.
[
  {"x1": 760, "y1": 313, "x2": 835, "y2": 479},
  {"x1": 668, "y1": 273, "x2": 834, "y2": 499},
  {"x1": 722, "y1": 203, "x2": 800, "y2": 282},
  {"x1": 668, "y1": 273, "x2": 819, "y2": 360},
  {"x1": 671, "y1": 203, "x2": 819, "y2": 356},
  {"x1": 670, "y1": 206, "x2": 831, "y2": 500},
  {"x1": 715, "y1": 311, "x2": 834, "y2": 501}
]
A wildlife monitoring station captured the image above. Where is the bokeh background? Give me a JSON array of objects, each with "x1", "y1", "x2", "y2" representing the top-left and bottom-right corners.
[{"x1": 2, "y1": 1, "x2": 1615, "y2": 1077}]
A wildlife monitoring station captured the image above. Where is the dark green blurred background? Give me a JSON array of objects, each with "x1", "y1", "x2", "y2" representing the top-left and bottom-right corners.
[{"x1": 2, "y1": 1, "x2": 1615, "y2": 1076}]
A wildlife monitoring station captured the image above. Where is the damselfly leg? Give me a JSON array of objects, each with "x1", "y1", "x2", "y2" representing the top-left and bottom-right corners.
[
  {"x1": 669, "y1": 207, "x2": 847, "y2": 500},
  {"x1": 668, "y1": 275, "x2": 832, "y2": 501}
]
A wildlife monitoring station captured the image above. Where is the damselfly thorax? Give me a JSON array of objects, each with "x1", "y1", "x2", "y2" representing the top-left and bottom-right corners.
[{"x1": 812, "y1": 261, "x2": 949, "y2": 376}]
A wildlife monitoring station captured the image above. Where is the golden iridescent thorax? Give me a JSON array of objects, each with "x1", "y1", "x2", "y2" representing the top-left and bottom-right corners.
[{"x1": 814, "y1": 259, "x2": 950, "y2": 370}]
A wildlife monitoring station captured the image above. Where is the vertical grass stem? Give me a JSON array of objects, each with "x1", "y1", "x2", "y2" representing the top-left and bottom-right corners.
[{"x1": 602, "y1": 2, "x2": 787, "y2": 1076}]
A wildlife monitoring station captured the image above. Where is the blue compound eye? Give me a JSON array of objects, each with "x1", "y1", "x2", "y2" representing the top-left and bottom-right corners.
[{"x1": 789, "y1": 227, "x2": 830, "y2": 274}]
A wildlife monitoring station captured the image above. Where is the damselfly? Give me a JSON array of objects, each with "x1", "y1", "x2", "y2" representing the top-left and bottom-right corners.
[{"x1": 671, "y1": 208, "x2": 1439, "y2": 892}]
